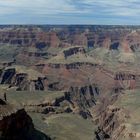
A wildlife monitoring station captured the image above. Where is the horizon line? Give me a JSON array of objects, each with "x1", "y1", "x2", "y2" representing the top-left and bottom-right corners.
[{"x1": 1, "y1": 24, "x2": 140, "y2": 26}]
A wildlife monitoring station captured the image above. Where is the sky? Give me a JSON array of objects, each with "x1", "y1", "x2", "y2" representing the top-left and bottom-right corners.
[{"x1": 0, "y1": 0, "x2": 140, "y2": 25}]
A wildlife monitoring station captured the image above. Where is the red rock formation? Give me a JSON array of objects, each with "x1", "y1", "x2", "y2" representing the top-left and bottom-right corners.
[
  {"x1": 49, "y1": 32, "x2": 60, "y2": 47},
  {"x1": 120, "y1": 38, "x2": 132, "y2": 53},
  {"x1": 114, "y1": 73, "x2": 136, "y2": 90},
  {"x1": 103, "y1": 37, "x2": 111, "y2": 49},
  {"x1": 73, "y1": 33, "x2": 87, "y2": 47}
]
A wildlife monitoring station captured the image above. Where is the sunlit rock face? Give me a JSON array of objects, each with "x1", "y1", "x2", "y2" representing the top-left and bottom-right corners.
[{"x1": 0, "y1": 26, "x2": 140, "y2": 50}]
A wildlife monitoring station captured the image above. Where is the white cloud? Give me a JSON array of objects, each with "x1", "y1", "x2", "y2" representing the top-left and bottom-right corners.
[
  {"x1": 82, "y1": 0, "x2": 140, "y2": 16},
  {"x1": 0, "y1": 0, "x2": 89, "y2": 16},
  {"x1": 0, "y1": 0, "x2": 140, "y2": 24},
  {"x1": 0, "y1": 0, "x2": 140, "y2": 16},
  {"x1": 82, "y1": 0, "x2": 138, "y2": 6}
]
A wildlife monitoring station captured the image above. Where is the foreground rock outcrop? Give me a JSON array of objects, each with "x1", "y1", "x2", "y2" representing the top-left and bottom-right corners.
[{"x1": 0, "y1": 99, "x2": 51, "y2": 140}]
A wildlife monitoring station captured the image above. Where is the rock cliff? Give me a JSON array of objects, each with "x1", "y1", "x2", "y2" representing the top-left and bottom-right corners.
[{"x1": 0, "y1": 99, "x2": 51, "y2": 140}]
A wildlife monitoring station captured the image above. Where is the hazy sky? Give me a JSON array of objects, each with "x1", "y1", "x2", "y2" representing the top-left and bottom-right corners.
[{"x1": 0, "y1": 0, "x2": 140, "y2": 25}]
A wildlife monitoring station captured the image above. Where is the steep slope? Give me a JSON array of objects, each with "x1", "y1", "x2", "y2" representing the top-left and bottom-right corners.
[{"x1": 0, "y1": 99, "x2": 51, "y2": 140}]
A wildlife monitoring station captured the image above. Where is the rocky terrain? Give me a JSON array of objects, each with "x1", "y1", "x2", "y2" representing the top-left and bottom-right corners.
[
  {"x1": 0, "y1": 99, "x2": 51, "y2": 140},
  {"x1": 0, "y1": 25, "x2": 140, "y2": 140}
]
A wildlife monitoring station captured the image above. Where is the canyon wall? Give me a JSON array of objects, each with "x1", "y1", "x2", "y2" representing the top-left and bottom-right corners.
[{"x1": 0, "y1": 99, "x2": 51, "y2": 140}]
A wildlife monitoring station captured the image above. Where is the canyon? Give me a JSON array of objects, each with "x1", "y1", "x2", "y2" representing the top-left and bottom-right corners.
[{"x1": 0, "y1": 25, "x2": 140, "y2": 140}]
